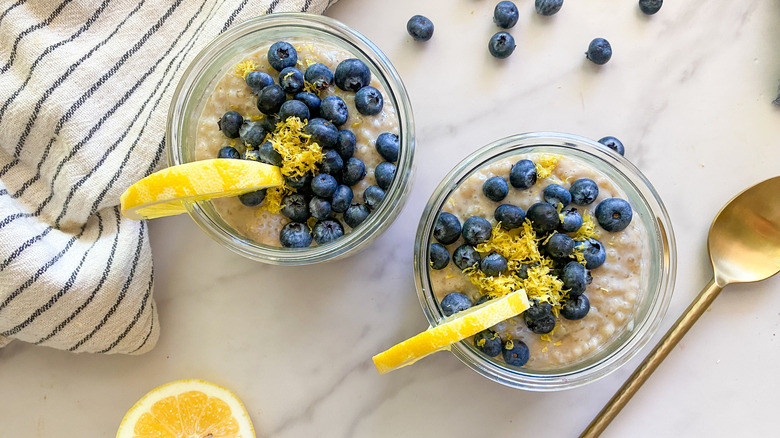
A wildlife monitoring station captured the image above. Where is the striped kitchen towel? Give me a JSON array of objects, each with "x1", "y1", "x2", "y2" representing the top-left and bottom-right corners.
[{"x1": 0, "y1": 0, "x2": 334, "y2": 354}]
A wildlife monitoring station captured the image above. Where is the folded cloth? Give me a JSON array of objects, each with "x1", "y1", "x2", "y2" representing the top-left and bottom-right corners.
[{"x1": 0, "y1": 0, "x2": 333, "y2": 354}]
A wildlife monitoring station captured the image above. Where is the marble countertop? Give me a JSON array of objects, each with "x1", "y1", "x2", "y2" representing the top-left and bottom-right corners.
[{"x1": 3, "y1": 1, "x2": 780, "y2": 437}]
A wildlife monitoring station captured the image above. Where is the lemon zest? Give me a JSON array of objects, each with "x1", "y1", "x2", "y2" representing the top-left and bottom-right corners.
[
  {"x1": 571, "y1": 211, "x2": 600, "y2": 241},
  {"x1": 268, "y1": 117, "x2": 323, "y2": 178},
  {"x1": 233, "y1": 60, "x2": 257, "y2": 79},
  {"x1": 535, "y1": 154, "x2": 560, "y2": 179}
]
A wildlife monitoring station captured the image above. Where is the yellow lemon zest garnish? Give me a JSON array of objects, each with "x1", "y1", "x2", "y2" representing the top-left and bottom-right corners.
[
  {"x1": 554, "y1": 341, "x2": 562, "y2": 346},
  {"x1": 263, "y1": 186, "x2": 290, "y2": 214},
  {"x1": 571, "y1": 211, "x2": 600, "y2": 241},
  {"x1": 268, "y1": 116, "x2": 323, "y2": 178},
  {"x1": 505, "y1": 339, "x2": 514, "y2": 349},
  {"x1": 233, "y1": 59, "x2": 256, "y2": 79},
  {"x1": 535, "y1": 154, "x2": 560, "y2": 179}
]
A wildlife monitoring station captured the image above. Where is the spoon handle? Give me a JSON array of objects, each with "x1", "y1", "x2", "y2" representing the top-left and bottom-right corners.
[{"x1": 580, "y1": 277, "x2": 723, "y2": 438}]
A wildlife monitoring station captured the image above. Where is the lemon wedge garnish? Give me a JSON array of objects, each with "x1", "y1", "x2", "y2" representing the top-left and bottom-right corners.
[
  {"x1": 116, "y1": 379, "x2": 255, "y2": 438},
  {"x1": 120, "y1": 159, "x2": 283, "y2": 220},
  {"x1": 372, "y1": 289, "x2": 530, "y2": 374}
]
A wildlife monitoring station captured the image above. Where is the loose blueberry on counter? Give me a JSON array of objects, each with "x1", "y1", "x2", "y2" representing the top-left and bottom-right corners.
[
  {"x1": 320, "y1": 95, "x2": 349, "y2": 126},
  {"x1": 304, "y1": 63, "x2": 334, "y2": 90},
  {"x1": 494, "y1": 1, "x2": 519, "y2": 29},
  {"x1": 334, "y1": 58, "x2": 371, "y2": 92},
  {"x1": 494, "y1": 204, "x2": 525, "y2": 229},
  {"x1": 304, "y1": 118, "x2": 339, "y2": 149},
  {"x1": 488, "y1": 32, "x2": 516, "y2": 59},
  {"x1": 562, "y1": 260, "x2": 588, "y2": 296},
  {"x1": 344, "y1": 202, "x2": 370, "y2": 228},
  {"x1": 279, "y1": 99, "x2": 310, "y2": 122},
  {"x1": 509, "y1": 159, "x2": 537, "y2": 189},
  {"x1": 309, "y1": 196, "x2": 332, "y2": 220},
  {"x1": 638, "y1": 0, "x2": 662, "y2": 15},
  {"x1": 453, "y1": 244, "x2": 481, "y2": 270},
  {"x1": 523, "y1": 301, "x2": 557, "y2": 334},
  {"x1": 598, "y1": 136, "x2": 625, "y2": 155},
  {"x1": 295, "y1": 92, "x2": 321, "y2": 118},
  {"x1": 462, "y1": 216, "x2": 493, "y2": 246},
  {"x1": 311, "y1": 173, "x2": 338, "y2": 198},
  {"x1": 280, "y1": 222, "x2": 312, "y2": 248},
  {"x1": 355, "y1": 86, "x2": 384, "y2": 116},
  {"x1": 543, "y1": 184, "x2": 572, "y2": 207},
  {"x1": 569, "y1": 178, "x2": 599, "y2": 205},
  {"x1": 257, "y1": 84, "x2": 287, "y2": 115},
  {"x1": 434, "y1": 212, "x2": 462, "y2": 245},
  {"x1": 313, "y1": 219, "x2": 345, "y2": 244},
  {"x1": 219, "y1": 111, "x2": 243, "y2": 138},
  {"x1": 595, "y1": 198, "x2": 633, "y2": 232},
  {"x1": 441, "y1": 292, "x2": 472, "y2": 316},
  {"x1": 246, "y1": 71, "x2": 273, "y2": 94},
  {"x1": 586, "y1": 38, "x2": 612, "y2": 65},
  {"x1": 342, "y1": 157, "x2": 366, "y2": 186},
  {"x1": 503, "y1": 340, "x2": 530, "y2": 367},
  {"x1": 239, "y1": 121, "x2": 266, "y2": 147},
  {"x1": 336, "y1": 130, "x2": 356, "y2": 159},
  {"x1": 279, "y1": 67, "x2": 304, "y2": 94},
  {"x1": 374, "y1": 161, "x2": 396, "y2": 191},
  {"x1": 526, "y1": 202, "x2": 561, "y2": 234},
  {"x1": 482, "y1": 176, "x2": 509, "y2": 202},
  {"x1": 319, "y1": 148, "x2": 344, "y2": 176},
  {"x1": 480, "y1": 252, "x2": 508, "y2": 277},
  {"x1": 261, "y1": 113, "x2": 280, "y2": 133},
  {"x1": 254, "y1": 141, "x2": 282, "y2": 166},
  {"x1": 561, "y1": 294, "x2": 590, "y2": 320},
  {"x1": 576, "y1": 238, "x2": 606, "y2": 269},
  {"x1": 559, "y1": 208, "x2": 583, "y2": 232},
  {"x1": 545, "y1": 233, "x2": 575, "y2": 258},
  {"x1": 474, "y1": 330, "x2": 503, "y2": 357},
  {"x1": 238, "y1": 189, "x2": 267, "y2": 207},
  {"x1": 284, "y1": 173, "x2": 312, "y2": 191},
  {"x1": 217, "y1": 146, "x2": 241, "y2": 159},
  {"x1": 281, "y1": 193, "x2": 310, "y2": 222},
  {"x1": 331, "y1": 185, "x2": 354, "y2": 213},
  {"x1": 268, "y1": 41, "x2": 298, "y2": 71},
  {"x1": 535, "y1": 0, "x2": 563, "y2": 16},
  {"x1": 375, "y1": 132, "x2": 400, "y2": 162},
  {"x1": 429, "y1": 243, "x2": 451, "y2": 270},
  {"x1": 363, "y1": 185, "x2": 385, "y2": 211},
  {"x1": 406, "y1": 15, "x2": 434, "y2": 41}
]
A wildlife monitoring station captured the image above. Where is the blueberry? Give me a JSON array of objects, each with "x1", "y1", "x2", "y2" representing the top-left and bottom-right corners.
[
  {"x1": 245, "y1": 71, "x2": 273, "y2": 93},
  {"x1": 344, "y1": 202, "x2": 370, "y2": 228},
  {"x1": 462, "y1": 216, "x2": 493, "y2": 246},
  {"x1": 320, "y1": 96, "x2": 349, "y2": 127},
  {"x1": 559, "y1": 208, "x2": 583, "y2": 232},
  {"x1": 218, "y1": 111, "x2": 243, "y2": 138},
  {"x1": 375, "y1": 132, "x2": 400, "y2": 162},
  {"x1": 545, "y1": 233, "x2": 575, "y2": 258},
  {"x1": 257, "y1": 84, "x2": 286, "y2": 115},
  {"x1": 304, "y1": 63, "x2": 334, "y2": 91},
  {"x1": 480, "y1": 252, "x2": 508, "y2": 277},
  {"x1": 406, "y1": 14, "x2": 434, "y2": 41},
  {"x1": 586, "y1": 37, "x2": 612, "y2": 65},
  {"x1": 598, "y1": 136, "x2": 625, "y2": 155},
  {"x1": 526, "y1": 202, "x2": 560, "y2": 234},
  {"x1": 281, "y1": 193, "x2": 310, "y2": 222},
  {"x1": 311, "y1": 173, "x2": 338, "y2": 198},
  {"x1": 238, "y1": 189, "x2": 266, "y2": 207},
  {"x1": 429, "y1": 243, "x2": 450, "y2": 270},
  {"x1": 474, "y1": 295, "x2": 492, "y2": 306},
  {"x1": 309, "y1": 196, "x2": 332, "y2": 220},
  {"x1": 523, "y1": 301, "x2": 556, "y2": 334},
  {"x1": 474, "y1": 330, "x2": 503, "y2": 357},
  {"x1": 284, "y1": 173, "x2": 312, "y2": 191},
  {"x1": 434, "y1": 212, "x2": 462, "y2": 245},
  {"x1": 453, "y1": 244, "x2": 481, "y2": 270},
  {"x1": 363, "y1": 185, "x2": 385, "y2": 211},
  {"x1": 502, "y1": 340, "x2": 530, "y2": 367},
  {"x1": 312, "y1": 219, "x2": 344, "y2": 244},
  {"x1": 638, "y1": 0, "x2": 662, "y2": 15},
  {"x1": 543, "y1": 184, "x2": 572, "y2": 207},
  {"x1": 217, "y1": 146, "x2": 241, "y2": 159},
  {"x1": 561, "y1": 294, "x2": 590, "y2": 320},
  {"x1": 355, "y1": 86, "x2": 383, "y2": 116},
  {"x1": 278, "y1": 67, "x2": 304, "y2": 94},
  {"x1": 595, "y1": 198, "x2": 633, "y2": 232},
  {"x1": 516, "y1": 262, "x2": 534, "y2": 279},
  {"x1": 254, "y1": 141, "x2": 282, "y2": 166},
  {"x1": 336, "y1": 129, "x2": 356, "y2": 159},
  {"x1": 279, "y1": 99, "x2": 310, "y2": 122},
  {"x1": 374, "y1": 161, "x2": 396, "y2": 190},
  {"x1": 441, "y1": 292, "x2": 472, "y2": 316},
  {"x1": 261, "y1": 113, "x2": 280, "y2": 133},
  {"x1": 239, "y1": 121, "x2": 267, "y2": 147},
  {"x1": 576, "y1": 238, "x2": 606, "y2": 269},
  {"x1": 569, "y1": 178, "x2": 599, "y2": 205},
  {"x1": 268, "y1": 41, "x2": 297, "y2": 71},
  {"x1": 294, "y1": 92, "x2": 321, "y2": 118},
  {"x1": 342, "y1": 157, "x2": 366, "y2": 186},
  {"x1": 493, "y1": 1, "x2": 519, "y2": 29},
  {"x1": 319, "y1": 148, "x2": 344, "y2": 176},
  {"x1": 331, "y1": 185, "x2": 353, "y2": 213},
  {"x1": 304, "y1": 118, "x2": 339, "y2": 149},
  {"x1": 562, "y1": 261, "x2": 588, "y2": 297},
  {"x1": 509, "y1": 159, "x2": 537, "y2": 189},
  {"x1": 488, "y1": 32, "x2": 516, "y2": 59},
  {"x1": 334, "y1": 58, "x2": 371, "y2": 92},
  {"x1": 535, "y1": 0, "x2": 563, "y2": 16},
  {"x1": 279, "y1": 222, "x2": 312, "y2": 248},
  {"x1": 482, "y1": 176, "x2": 509, "y2": 202},
  {"x1": 494, "y1": 204, "x2": 526, "y2": 229}
]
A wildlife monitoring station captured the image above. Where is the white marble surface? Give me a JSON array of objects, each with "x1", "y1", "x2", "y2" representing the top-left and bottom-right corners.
[{"x1": 3, "y1": 0, "x2": 780, "y2": 437}]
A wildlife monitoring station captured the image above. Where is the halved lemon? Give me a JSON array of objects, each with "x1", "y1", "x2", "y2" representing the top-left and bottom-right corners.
[
  {"x1": 120, "y1": 159, "x2": 283, "y2": 220},
  {"x1": 116, "y1": 379, "x2": 255, "y2": 438},
  {"x1": 372, "y1": 289, "x2": 530, "y2": 374}
]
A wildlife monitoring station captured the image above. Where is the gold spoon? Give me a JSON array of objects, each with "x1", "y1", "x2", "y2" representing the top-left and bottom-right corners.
[{"x1": 581, "y1": 176, "x2": 780, "y2": 437}]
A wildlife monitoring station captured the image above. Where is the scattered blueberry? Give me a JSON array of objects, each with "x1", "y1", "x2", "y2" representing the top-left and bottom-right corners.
[
  {"x1": 509, "y1": 159, "x2": 537, "y2": 189},
  {"x1": 523, "y1": 301, "x2": 557, "y2": 334},
  {"x1": 482, "y1": 176, "x2": 509, "y2": 202},
  {"x1": 344, "y1": 202, "x2": 370, "y2": 228},
  {"x1": 261, "y1": 113, "x2": 280, "y2": 133},
  {"x1": 598, "y1": 136, "x2": 625, "y2": 155},
  {"x1": 246, "y1": 71, "x2": 273, "y2": 93},
  {"x1": 562, "y1": 260, "x2": 588, "y2": 296},
  {"x1": 281, "y1": 193, "x2": 310, "y2": 222},
  {"x1": 342, "y1": 157, "x2": 366, "y2": 186},
  {"x1": 453, "y1": 244, "x2": 481, "y2": 270},
  {"x1": 434, "y1": 212, "x2": 462, "y2": 245},
  {"x1": 502, "y1": 340, "x2": 530, "y2": 367},
  {"x1": 278, "y1": 67, "x2": 304, "y2": 94},
  {"x1": 334, "y1": 58, "x2": 371, "y2": 92},
  {"x1": 304, "y1": 118, "x2": 339, "y2": 149},
  {"x1": 355, "y1": 86, "x2": 383, "y2": 116},
  {"x1": 526, "y1": 202, "x2": 561, "y2": 234},
  {"x1": 279, "y1": 99, "x2": 310, "y2": 122},
  {"x1": 284, "y1": 172, "x2": 312, "y2": 191},
  {"x1": 309, "y1": 196, "x2": 332, "y2": 220},
  {"x1": 304, "y1": 63, "x2": 334, "y2": 90},
  {"x1": 516, "y1": 262, "x2": 534, "y2": 279},
  {"x1": 561, "y1": 294, "x2": 590, "y2": 320},
  {"x1": 569, "y1": 179, "x2": 599, "y2": 205},
  {"x1": 493, "y1": 1, "x2": 519, "y2": 29},
  {"x1": 294, "y1": 92, "x2": 321, "y2": 118},
  {"x1": 279, "y1": 222, "x2": 312, "y2": 248},
  {"x1": 257, "y1": 84, "x2": 286, "y2": 115},
  {"x1": 363, "y1": 185, "x2": 385, "y2": 210},
  {"x1": 586, "y1": 37, "x2": 612, "y2": 65},
  {"x1": 238, "y1": 189, "x2": 266, "y2": 207},
  {"x1": 320, "y1": 95, "x2": 349, "y2": 126},
  {"x1": 488, "y1": 32, "x2": 516, "y2": 59},
  {"x1": 374, "y1": 161, "x2": 396, "y2": 190},
  {"x1": 319, "y1": 148, "x2": 344, "y2": 176},
  {"x1": 217, "y1": 146, "x2": 241, "y2": 159},
  {"x1": 406, "y1": 15, "x2": 434, "y2": 41},
  {"x1": 331, "y1": 185, "x2": 354, "y2": 213},
  {"x1": 559, "y1": 208, "x2": 583, "y2": 232},
  {"x1": 311, "y1": 173, "x2": 338, "y2": 198},
  {"x1": 336, "y1": 130, "x2": 356, "y2": 159},
  {"x1": 462, "y1": 216, "x2": 493, "y2": 246},
  {"x1": 268, "y1": 41, "x2": 297, "y2": 71},
  {"x1": 474, "y1": 295, "x2": 492, "y2": 306},
  {"x1": 254, "y1": 141, "x2": 282, "y2": 166},
  {"x1": 543, "y1": 184, "x2": 572, "y2": 207},
  {"x1": 239, "y1": 121, "x2": 266, "y2": 147},
  {"x1": 535, "y1": 0, "x2": 563, "y2": 16},
  {"x1": 480, "y1": 252, "x2": 508, "y2": 277},
  {"x1": 494, "y1": 204, "x2": 526, "y2": 229},
  {"x1": 313, "y1": 219, "x2": 345, "y2": 244},
  {"x1": 430, "y1": 243, "x2": 450, "y2": 270},
  {"x1": 576, "y1": 238, "x2": 606, "y2": 269},
  {"x1": 441, "y1": 292, "x2": 472, "y2": 316},
  {"x1": 375, "y1": 132, "x2": 400, "y2": 162},
  {"x1": 218, "y1": 111, "x2": 243, "y2": 138},
  {"x1": 474, "y1": 330, "x2": 503, "y2": 357},
  {"x1": 545, "y1": 233, "x2": 575, "y2": 258},
  {"x1": 638, "y1": 0, "x2": 662, "y2": 15},
  {"x1": 595, "y1": 198, "x2": 633, "y2": 232}
]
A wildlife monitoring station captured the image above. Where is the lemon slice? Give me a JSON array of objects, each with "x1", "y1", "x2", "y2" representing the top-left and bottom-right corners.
[
  {"x1": 116, "y1": 379, "x2": 255, "y2": 438},
  {"x1": 372, "y1": 289, "x2": 530, "y2": 374},
  {"x1": 120, "y1": 159, "x2": 284, "y2": 220}
]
